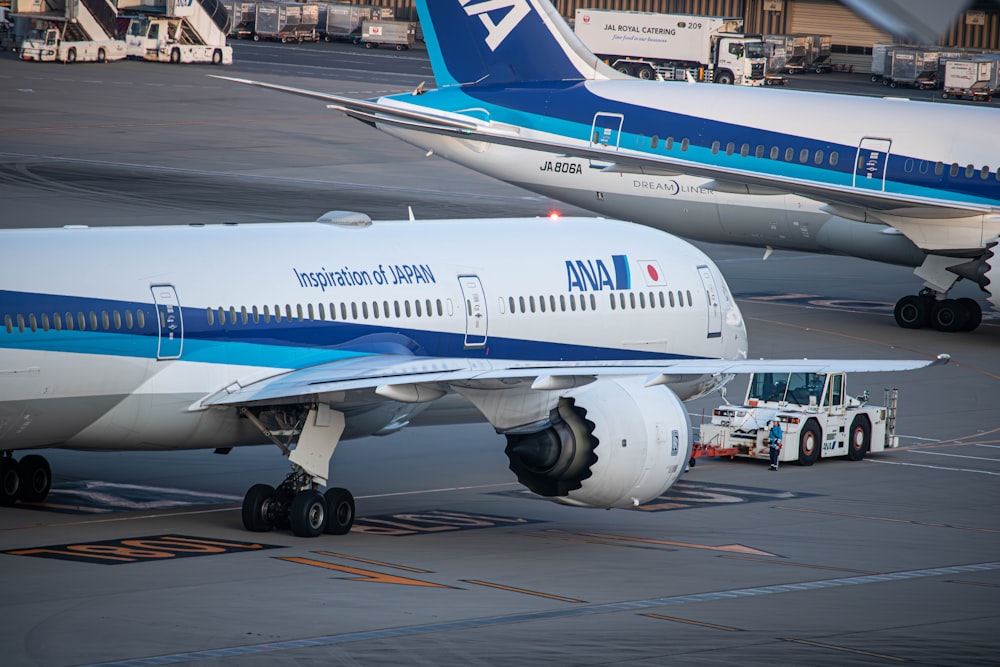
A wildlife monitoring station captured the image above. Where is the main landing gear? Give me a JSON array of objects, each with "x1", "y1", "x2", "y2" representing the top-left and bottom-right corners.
[
  {"x1": 239, "y1": 404, "x2": 356, "y2": 538},
  {"x1": 893, "y1": 254, "x2": 987, "y2": 332},
  {"x1": 0, "y1": 452, "x2": 53, "y2": 506}
]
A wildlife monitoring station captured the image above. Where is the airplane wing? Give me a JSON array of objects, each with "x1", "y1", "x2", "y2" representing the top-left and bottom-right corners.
[
  {"x1": 199, "y1": 353, "x2": 948, "y2": 409},
  {"x1": 210, "y1": 76, "x2": 996, "y2": 251}
]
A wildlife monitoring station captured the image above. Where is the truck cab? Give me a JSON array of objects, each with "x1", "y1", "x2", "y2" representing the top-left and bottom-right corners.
[{"x1": 713, "y1": 35, "x2": 767, "y2": 85}]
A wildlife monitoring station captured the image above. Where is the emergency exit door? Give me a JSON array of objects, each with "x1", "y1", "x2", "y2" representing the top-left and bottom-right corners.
[
  {"x1": 589, "y1": 112, "x2": 624, "y2": 169},
  {"x1": 696, "y1": 265, "x2": 723, "y2": 339},
  {"x1": 458, "y1": 275, "x2": 488, "y2": 348},
  {"x1": 150, "y1": 284, "x2": 183, "y2": 360},
  {"x1": 853, "y1": 137, "x2": 892, "y2": 191}
]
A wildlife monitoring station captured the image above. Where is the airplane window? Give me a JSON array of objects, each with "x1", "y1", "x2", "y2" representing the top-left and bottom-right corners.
[
  {"x1": 726, "y1": 142, "x2": 735, "y2": 156},
  {"x1": 414, "y1": 300, "x2": 422, "y2": 317},
  {"x1": 981, "y1": 166, "x2": 990, "y2": 180},
  {"x1": 111, "y1": 311, "x2": 120, "y2": 330},
  {"x1": 425, "y1": 300, "x2": 432, "y2": 318},
  {"x1": 903, "y1": 158, "x2": 913, "y2": 172},
  {"x1": 297, "y1": 304, "x2": 305, "y2": 320},
  {"x1": 29, "y1": 314, "x2": 38, "y2": 333},
  {"x1": 814, "y1": 150, "x2": 824, "y2": 165},
  {"x1": 128, "y1": 310, "x2": 136, "y2": 328},
  {"x1": 676, "y1": 291, "x2": 683, "y2": 307},
  {"x1": 784, "y1": 147, "x2": 794, "y2": 162},
  {"x1": 648, "y1": 291, "x2": 656, "y2": 309},
  {"x1": 949, "y1": 163, "x2": 960, "y2": 177},
  {"x1": 508, "y1": 296, "x2": 515, "y2": 313},
  {"x1": 996, "y1": 169, "x2": 1000, "y2": 181},
  {"x1": 681, "y1": 138, "x2": 690, "y2": 152},
  {"x1": 609, "y1": 293, "x2": 616, "y2": 310},
  {"x1": 550, "y1": 295, "x2": 557, "y2": 311},
  {"x1": 341, "y1": 303, "x2": 348, "y2": 320},
  {"x1": 253, "y1": 306, "x2": 261, "y2": 324},
  {"x1": 90, "y1": 312, "x2": 99, "y2": 330},
  {"x1": 394, "y1": 301, "x2": 401, "y2": 318},
  {"x1": 659, "y1": 292, "x2": 666, "y2": 308},
  {"x1": 327, "y1": 303, "x2": 336, "y2": 320},
  {"x1": 740, "y1": 143, "x2": 749, "y2": 157},
  {"x1": 629, "y1": 293, "x2": 636, "y2": 309},
  {"x1": 77, "y1": 312, "x2": 86, "y2": 330},
  {"x1": 362, "y1": 302, "x2": 370, "y2": 319},
  {"x1": 933, "y1": 162, "x2": 944, "y2": 176},
  {"x1": 590, "y1": 294, "x2": 596, "y2": 310},
  {"x1": 965, "y1": 164, "x2": 975, "y2": 179},
  {"x1": 372, "y1": 301, "x2": 380, "y2": 319},
  {"x1": 215, "y1": 307, "x2": 224, "y2": 325},
  {"x1": 54, "y1": 313, "x2": 62, "y2": 331},
  {"x1": 917, "y1": 160, "x2": 928, "y2": 174},
  {"x1": 569, "y1": 295, "x2": 577, "y2": 311},
  {"x1": 66, "y1": 312, "x2": 75, "y2": 330},
  {"x1": 755, "y1": 145, "x2": 765, "y2": 158},
  {"x1": 829, "y1": 152, "x2": 839, "y2": 166},
  {"x1": 539, "y1": 296, "x2": 546, "y2": 313},
  {"x1": 207, "y1": 308, "x2": 215, "y2": 326},
  {"x1": 274, "y1": 305, "x2": 282, "y2": 323},
  {"x1": 308, "y1": 303, "x2": 315, "y2": 320},
  {"x1": 651, "y1": 135, "x2": 659, "y2": 148},
  {"x1": 404, "y1": 301, "x2": 411, "y2": 318},
  {"x1": 3, "y1": 315, "x2": 10, "y2": 334},
  {"x1": 352, "y1": 302, "x2": 360, "y2": 319},
  {"x1": 560, "y1": 295, "x2": 566, "y2": 311},
  {"x1": 385, "y1": 301, "x2": 392, "y2": 318},
  {"x1": 770, "y1": 146, "x2": 779, "y2": 160},
  {"x1": 17, "y1": 314, "x2": 25, "y2": 333},
  {"x1": 711, "y1": 141, "x2": 720, "y2": 154},
  {"x1": 687, "y1": 290, "x2": 694, "y2": 306},
  {"x1": 40, "y1": 313, "x2": 49, "y2": 332},
  {"x1": 665, "y1": 137, "x2": 674, "y2": 150},
  {"x1": 436, "y1": 299, "x2": 443, "y2": 317},
  {"x1": 137, "y1": 310, "x2": 145, "y2": 329},
  {"x1": 529, "y1": 296, "x2": 536, "y2": 313},
  {"x1": 639, "y1": 292, "x2": 646, "y2": 309},
  {"x1": 619, "y1": 293, "x2": 626, "y2": 309},
  {"x1": 519, "y1": 296, "x2": 526, "y2": 313},
  {"x1": 799, "y1": 148, "x2": 808, "y2": 163}
]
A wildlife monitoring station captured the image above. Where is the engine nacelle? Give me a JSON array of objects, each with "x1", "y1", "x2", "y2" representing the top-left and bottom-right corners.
[{"x1": 504, "y1": 377, "x2": 691, "y2": 509}]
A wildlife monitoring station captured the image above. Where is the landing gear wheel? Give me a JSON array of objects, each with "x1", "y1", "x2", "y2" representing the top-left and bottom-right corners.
[
  {"x1": 931, "y1": 298, "x2": 969, "y2": 332},
  {"x1": 290, "y1": 490, "x2": 327, "y2": 537},
  {"x1": 16, "y1": 455, "x2": 51, "y2": 502},
  {"x1": 894, "y1": 294, "x2": 931, "y2": 329},
  {"x1": 798, "y1": 421, "x2": 821, "y2": 466},
  {"x1": 0, "y1": 458, "x2": 19, "y2": 506},
  {"x1": 242, "y1": 483, "x2": 278, "y2": 532},
  {"x1": 847, "y1": 416, "x2": 871, "y2": 461},
  {"x1": 323, "y1": 487, "x2": 355, "y2": 535},
  {"x1": 957, "y1": 297, "x2": 982, "y2": 332}
]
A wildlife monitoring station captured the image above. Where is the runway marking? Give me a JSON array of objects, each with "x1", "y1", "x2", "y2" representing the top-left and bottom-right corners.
[
  {"x1": 350, "y1": 510, "x2": 540, "y2": 536},
  {"x1": 313, "y1": 551, "x2": 431, "y2": 573},
  {"x1": 866, "y1": 458, "x2": 1000, "y2": 476},
  {"x1": 521, "y1": 531, "x2": 680, "y2": 551},
  {"x1": 907, "y1": 450, "x2": 1000, "y2": 462},
  {"x1": 4, "y1": 534, "x2": 280, "y2": 565},
  {"x1": 545, "y1": 530, "x2": 778, "y2": 556},
  {"x1": 356, "y1": 482, "x2": 517, "y2": 499},
  {"x1": 276, "y1": 556, "x2": 453, "y2": 588},
  {"x1": 781, "y1": 637, "x2": 911, "y2": 661},
  {"x1": 640, "y1": 613, "x2": 742, "y2": 631},
  {"x1": 718, "y1": 554, "x2": 879, "y2": 574},
  {"x1": 462, "y1": 579, "x2": 585, "y2": 603},
  {"x1": 774, "y1": 506, "x2": 1000, "y2": 534},
  {"x1": 69, "y1": 560, "x2": 1000, "y2": 667},
  {"x1": 947, "y1": 579, "x2": 1000, "y2": 588}
]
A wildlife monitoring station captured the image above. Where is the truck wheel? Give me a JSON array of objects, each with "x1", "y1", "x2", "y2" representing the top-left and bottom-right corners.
[
  {"x1": 97, "y1": 48, "x2": 106, "y2": 63},
  {"x1": 797, "y1": 421, "x2": 821, "y2": 466},
  {"x1": 395, "y1": 43, "x2": 404, "y2": 51},
  {"x1": 67, "y1": 47, "x2": 77, "y2": 63},
  {"x1": 616, "y1": 64, "x2": 631, "y2": 76},
  {"x1": 716, "y1": 71, "x2": 734, "y2": 85},
  {"x1": 212, "y1": 49, "x2": 222, "y2": 65},
  {"x1": 252, "y1": 33, "x2": 260, "y2": 41},
  {"x1": 170, "y1": 48, "x2": 180, "y2": 64},
  {"x1": 636, "y1": 66, "x2": 655, "y2": 80},
  {"x1": 847, "y1": 415, "x2": 871, "y2": 461},
  {"x1": 364, "y1": 41, "x2": 374, "y2": 49}
]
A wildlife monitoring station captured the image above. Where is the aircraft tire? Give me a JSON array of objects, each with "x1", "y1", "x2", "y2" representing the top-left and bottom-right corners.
[
  {"x1": 0, "y1": 458, "x2": 19, "y2": 506},
  {"x1": 847, "y1": 416, "x2": 871, "y2": 461},
  {"x1": 323, "y1": 487, "x2": 355, "y2": 535},
  {"x1": 894, "y1": 294, "x2": 931, "y2": 329},
  {"x1": 16, "y1": 455, "x2": 51, "y2": 502},
  {"x1": 931, "y1": 298, "x2": 969, "y2": 333},
  {"x1": 957, "y1": 297, "x2": 982, "y2": 331},
  {"x1": 242, "y1": 483, "x2": 277, "y2": 532},
  {"x1": 797, "y1": 421, "x2": 821, "y2": 466},
  {"x1": 290, "y1": 490, "x2": 327, "y2": 537}
]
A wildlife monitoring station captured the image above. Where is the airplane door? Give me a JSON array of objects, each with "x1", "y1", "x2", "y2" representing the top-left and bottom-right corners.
[
  {"x1": 853, "y1": 137, "x2": 892, "y2": 191},
  {"x1": 589, "y1": 112, "x2": 624, "y2": 168},
  {"x1": 150, "y1": 284, "x2": 183, "y2": 360},
  {"x1": 458, "y1": 275, "x2": 488, "y2": 349},
  {"x1": 696, "y1": 265, "x2": 723, "y2": 339}
]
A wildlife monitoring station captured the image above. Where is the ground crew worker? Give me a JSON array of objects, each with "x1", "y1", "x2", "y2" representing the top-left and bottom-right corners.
[{"x1": 768, "y1": 420, "x2": 783, "y2": 470}]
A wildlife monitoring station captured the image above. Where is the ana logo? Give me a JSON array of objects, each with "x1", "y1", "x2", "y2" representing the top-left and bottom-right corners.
[
  {"x1": 459, "y1": 0, "x2": 531, "y2": 52},
  {"x1": 582, "y1": 14, "x2": 590, "y2": 24},
  {"x1": 566, "y1": 255, "x2": 631, "y2": 292}
]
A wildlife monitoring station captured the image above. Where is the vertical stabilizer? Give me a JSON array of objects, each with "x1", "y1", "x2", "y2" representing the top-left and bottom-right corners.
[{"x1": 414, "y1": 0, "x2": 626, "y2": 87}]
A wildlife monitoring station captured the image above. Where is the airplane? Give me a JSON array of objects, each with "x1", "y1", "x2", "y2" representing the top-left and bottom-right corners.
[
  {"x1": 215, "y1": 0, "x2": 1000, "y2": 334},
  {"x1": 0, "y1": 213, "x2": 942, "y2": 537}
]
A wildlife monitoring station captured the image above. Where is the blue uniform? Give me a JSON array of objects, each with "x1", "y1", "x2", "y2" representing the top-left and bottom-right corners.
[{"x1": 768, "y1": 422, "x2": 783, "y2": 468}]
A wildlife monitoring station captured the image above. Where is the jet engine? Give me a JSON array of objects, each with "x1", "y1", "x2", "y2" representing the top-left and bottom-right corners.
[{"x1": 504, "y1": 377, "x2": 691, "y2": 509}]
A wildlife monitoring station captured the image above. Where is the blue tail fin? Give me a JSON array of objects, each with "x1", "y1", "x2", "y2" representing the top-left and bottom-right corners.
[{"x1": 414, "y1": 0, "x2": 621, "y2": 87}]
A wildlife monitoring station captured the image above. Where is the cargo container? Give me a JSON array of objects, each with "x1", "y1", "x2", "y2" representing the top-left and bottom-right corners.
[
  {"x1": 941, "y1": 58, "x2": 996, "y2": 101},
  {"x1": 361, "y1": 18, "x2": 413, "y2": 50}
]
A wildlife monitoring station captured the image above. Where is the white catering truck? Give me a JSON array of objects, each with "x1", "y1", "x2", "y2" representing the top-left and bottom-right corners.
[
  {"x1": 694, "y1": 371, "x2": 898, "y2": 466},
  {"x1": 574, "y1": 9, "x2": 767, "y2": 85}
]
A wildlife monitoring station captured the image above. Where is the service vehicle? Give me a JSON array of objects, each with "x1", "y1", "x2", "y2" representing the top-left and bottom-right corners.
[
  {"x1": 573, "y1": 9, "x2": 766, "y2": 85},
  {"x1": 782, "y1": 34, "x2": 832, "y2": 74},
  {"x1": 252, "y1": 1, "x2": 318, "y2": 42},
  {"x1": 126, "y1": 16, "x2": 232, "y2": 63},
  {"x1": 17, "y1": 0, "x2": 126, "y2": 63},
  {"x1": 694, "y1": 371, "x2": 898, "y2": 466},
  {"x1": 316, "y1": 2, "x2": 372, "y2": 43},
  {"x1": 941, "y1": 58, "x2": 996, "y2": 102},
  {"x1": 882, "y1": 46, "x2": 941, "y2": 89},
  {"x1": 222, "y1": 0, "x2": 256, "y2": 40},
  {"x1": 360, "y1": 18, "x2": 413, "y2": 50}
]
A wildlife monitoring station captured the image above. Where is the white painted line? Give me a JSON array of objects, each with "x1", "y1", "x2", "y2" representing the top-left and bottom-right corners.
[
  {"x1": 907, "y1": 451, "x2": 1000, "y2": 463},
  {"x1": 866, "y1": 459, "x2": 1000, "y2": 475},
  {"x1": 357, "y1": 482, "x2": 517, "y2": 499}
]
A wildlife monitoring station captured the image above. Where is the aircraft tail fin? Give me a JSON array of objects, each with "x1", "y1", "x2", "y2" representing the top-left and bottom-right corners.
[{"x1": 414, "y1": 0, "x2": 626, "y2": 87}]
